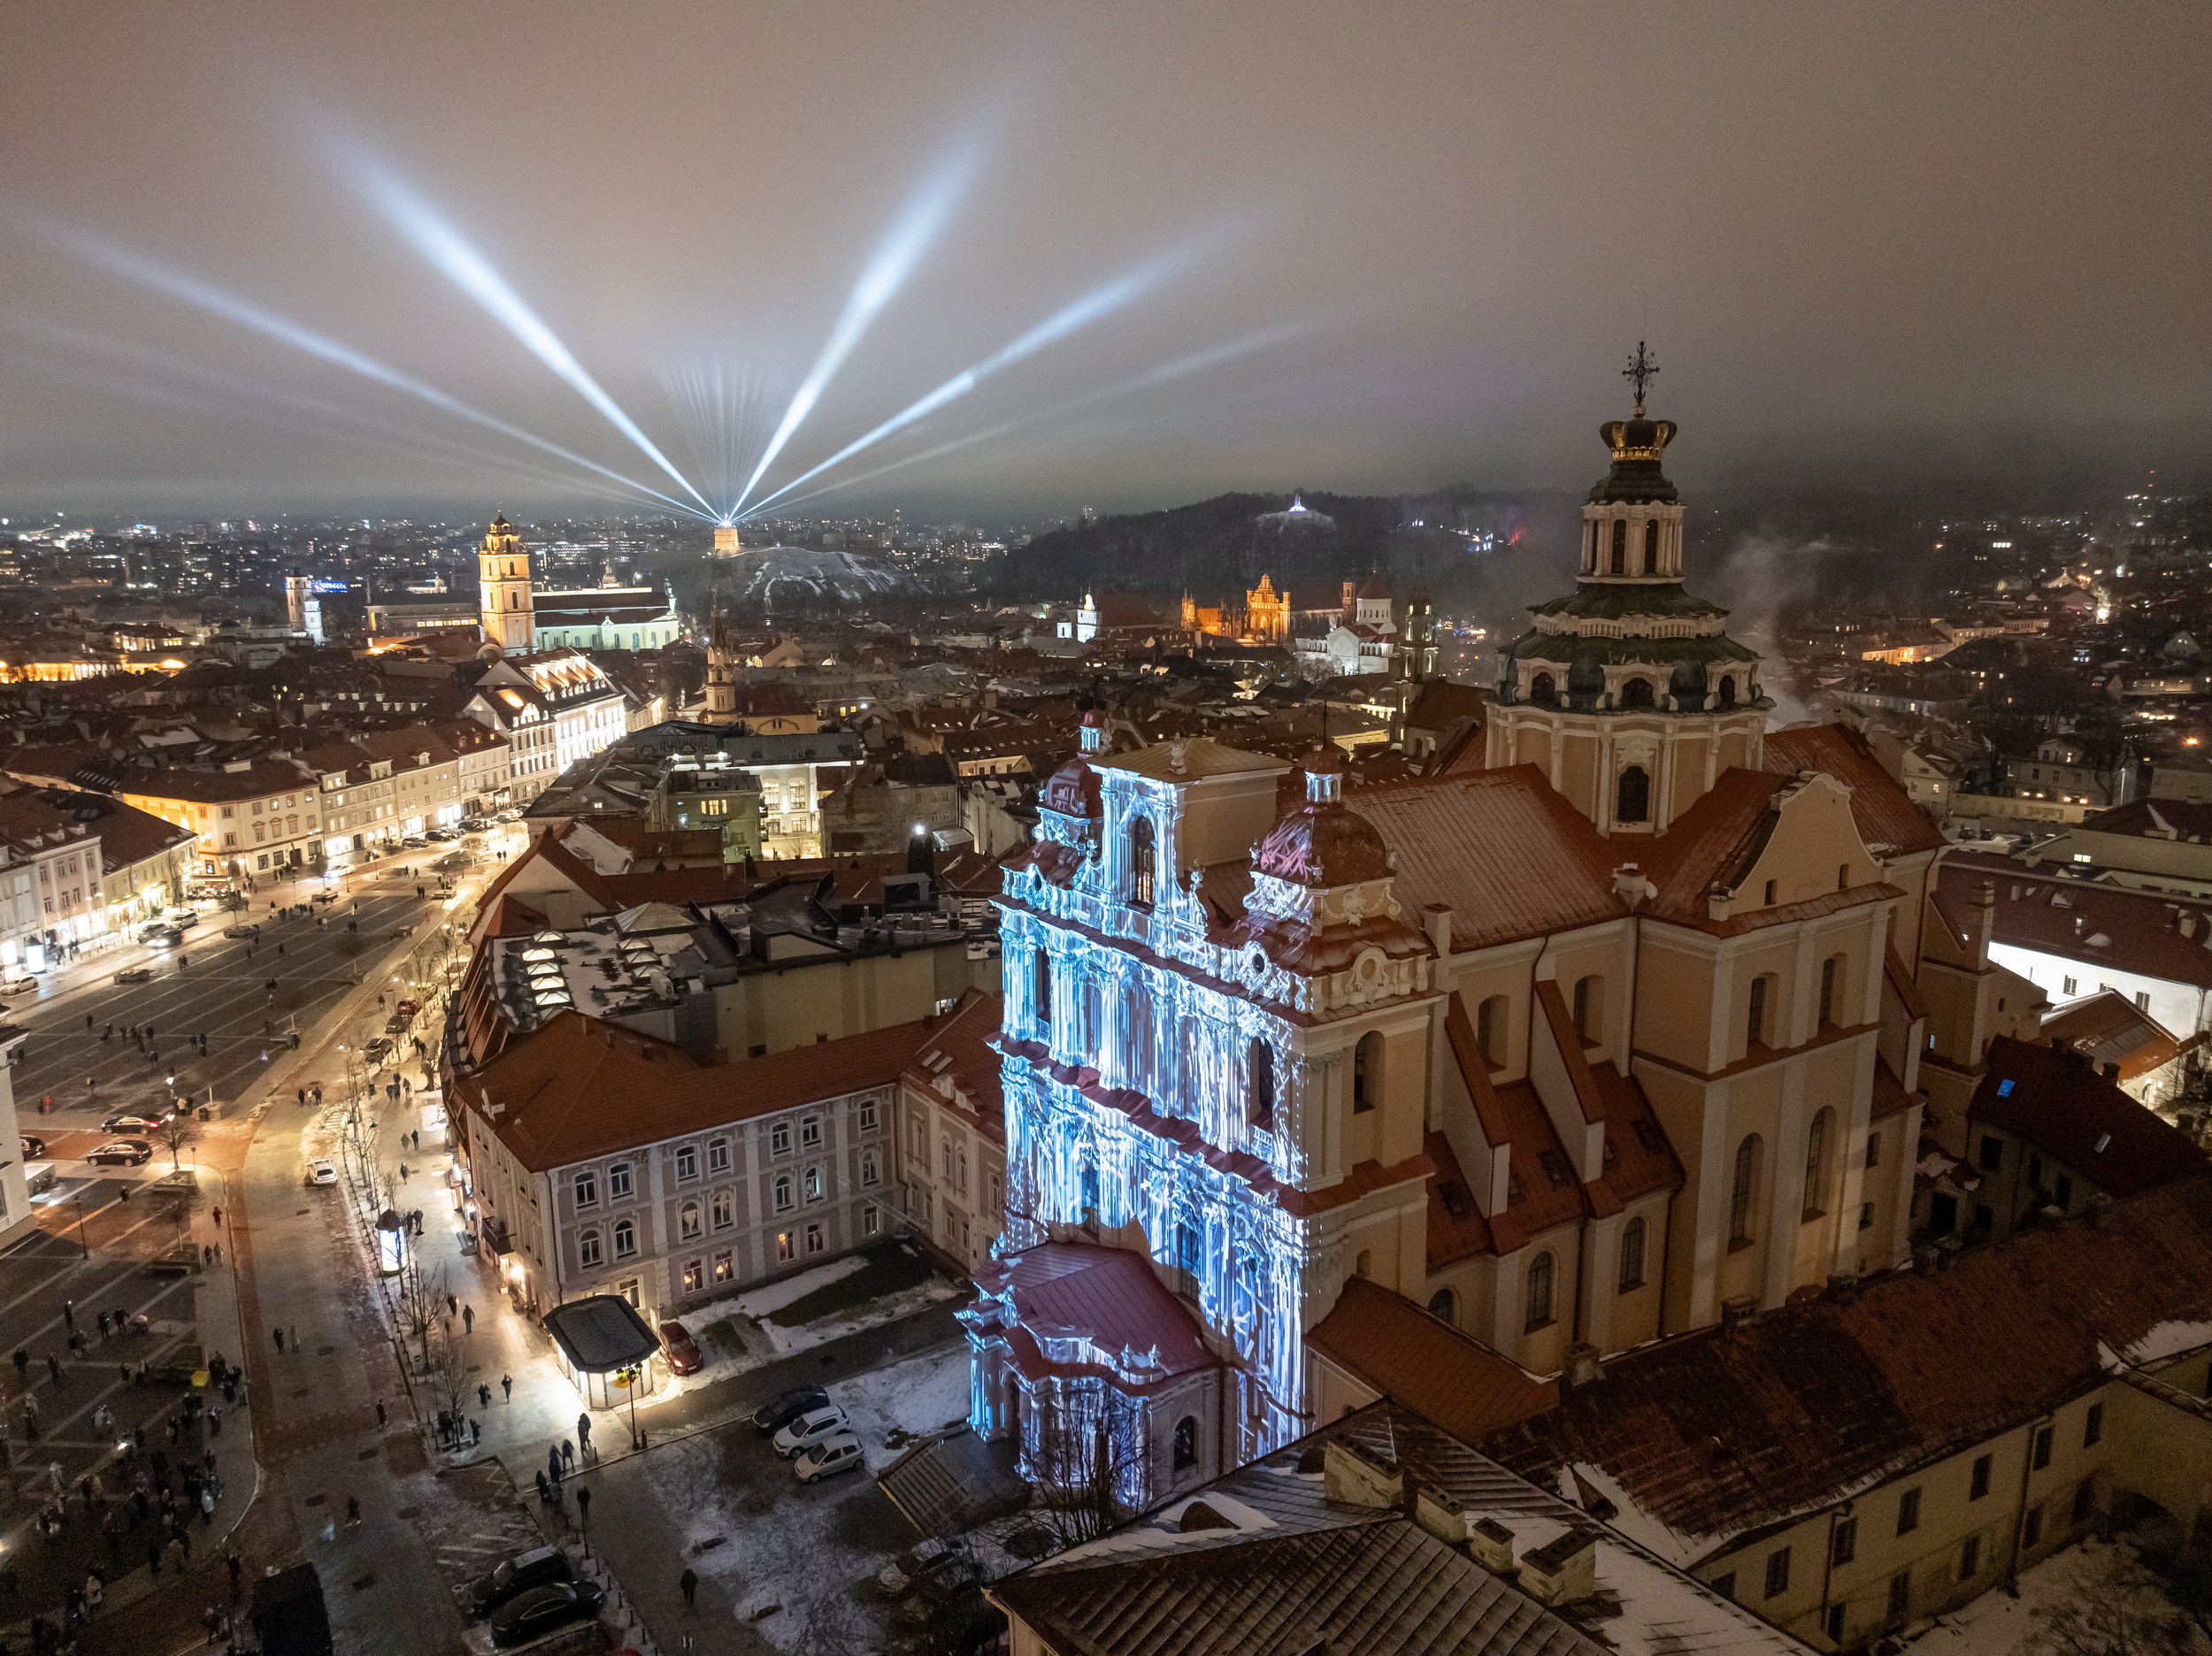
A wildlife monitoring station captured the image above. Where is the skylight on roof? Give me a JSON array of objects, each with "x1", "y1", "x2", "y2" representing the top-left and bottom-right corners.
[{"x1": 1997, "y1": 1078, "x2": 2015, "y2": 1096}]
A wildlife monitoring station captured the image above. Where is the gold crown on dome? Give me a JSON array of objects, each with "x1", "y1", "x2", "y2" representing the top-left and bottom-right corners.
[{"x1": 1601, "y1": 418, "x2": 1677, "y2": 464}]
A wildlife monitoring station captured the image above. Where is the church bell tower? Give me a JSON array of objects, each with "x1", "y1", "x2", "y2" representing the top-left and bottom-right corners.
[
  {"x1": 478, "y1": 515, "x2": 535, "y2": 655},
  {"x1": 1486, "y1": 345, "x2": 1768, "y2": 832}
]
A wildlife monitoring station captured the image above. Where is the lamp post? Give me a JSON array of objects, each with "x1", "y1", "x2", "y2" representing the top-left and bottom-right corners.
[{"x1": 72, "y1": 1194, "x2": 87, "y2": 1260}]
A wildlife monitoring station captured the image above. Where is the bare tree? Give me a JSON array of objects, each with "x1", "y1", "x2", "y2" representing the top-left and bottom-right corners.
[
  {"x1": 420, "y1": 1320, "x2": 472, "y2": 1433},
  {"x1": 1022, "y1": 1384, "x2": 1151, "y2": 1552},
  {"x1": 157, "y1": 1114, "x2": 200, "y2": 1173},
  {"x1": 2029, "y1": 1550, "x2": 2212, "y2": 1656}
]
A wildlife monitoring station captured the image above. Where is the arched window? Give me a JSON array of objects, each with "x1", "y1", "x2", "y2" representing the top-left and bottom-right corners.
[
  {"x1": 680, "y1": 1201, "x2": 702, "y2": 1241},
  {"x1": 1617, "y1": 764, "x2": 1650, "y2": 823},
  {"x1": 1747, "y1": 974, "x2": 1774, "y2": 1047},
  {"x1": 1619, "y1": 677, "x2": 1654, "y2": 709},
  {"x1": 1079, "y1": 1162, "x2": 1102, "y2": 1224},
  {"x1": 612, "y1": 1219, "x2": 637, "y2": 1259},
  {"x1": 1530, "y1": 671, "x2": 1556, "y2": 705},
  {"x1": 1609, "y1": 519, "x2": 1626, "y2": 574},
  {"x1": 1174, "y1": 1219, "x2": 1201, "y2": 1282},
  {"x1": 1352, "y1": 1031, "x2": 1383, "y2": 1114},
  {"x1": 1247, "y1": 1039, "x2": 1275, "y2": 1128},
  {"x1": 1525, "y1": 1252, "x2": 1555, "y2": 1330},
  {"x1": 803, "y1": 1167, "x2": 822, "y2": 1203},
  {"x1": 773, "y1": 1173, "x2": 793, "y2": 1213},
  {"x1": 1619, "y1": 1215, "x2": 1647, "y2": 1291},
  {"x1": 1642, "y1": 518, "x2": 1659, "y2": 573},
  {"x1": 1128, "y1": 815, "x2": 1156, "y2": 908},
  {"x1": 859, "y1": 1149, "x2": 879, "y2": 1187},
  {"x1": 1585, "y1": 520, "x2": 1599, "y2": 572},
  {"x1": 1730, "y1": 1135, "x2": 1761, "y2": 1244},
  {"x1": 1819, "y1": 954, "x2": 1844, "y2": 1025},
  {"x1": 1803, "y1": 1108, "x2": 1832, "y2": 1216},
  {"x1": 711, "y1": 1191, "x2": 733, "y2": 1228},
  {"x1": 1717, "y1": 674, "x2": 1738, "y2": 707},
  {"x1": 1354, "y1": 1248, "x2": 1372, "y2": 1278},
  {"x1": 1171, "y1": 1415, "x2": 1200, "y2": 1471},
  {"x1": 1033, "y1": 949, "x2": 1053, "y2": 1030},
  {"x1": 1572, "y1": 975, "x2": 1603, "y2": 1044},
  {"x1": 1476, "y1": 994, "x2": 1506, "y2": 1064},
  {"x1": 1428, "y1": 1287, "x2": 1457, "y2": 1325},
  {"x1": 579, "y1": 1229, "x2": 603, "y2": 1268},
  {"x1": 1234, "y1": 1254, "x2": 1266, "y2": 1346}
]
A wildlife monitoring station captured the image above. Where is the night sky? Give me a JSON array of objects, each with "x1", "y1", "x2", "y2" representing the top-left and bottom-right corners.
[{"x1": 4, "y1": 3, "x2": 2207, "y2": 519}]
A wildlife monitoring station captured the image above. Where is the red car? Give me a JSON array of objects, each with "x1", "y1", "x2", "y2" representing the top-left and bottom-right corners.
[{"x1": 659, "y1": 1322, "x2": 703, "y2": 1376}]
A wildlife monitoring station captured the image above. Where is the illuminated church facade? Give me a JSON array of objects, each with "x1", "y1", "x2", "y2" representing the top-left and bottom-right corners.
[
  {"x1": 964, "y1": 377, "x2": 1970, "y2": 1513},
  {"x1": 476, "y1": 516, "x2": 682, "y2": 656}
]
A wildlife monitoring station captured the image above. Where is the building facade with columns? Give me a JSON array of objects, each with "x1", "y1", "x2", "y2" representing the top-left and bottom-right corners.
[{"x1": 964, "y1": 390, "x2": 1955, "y2": 1515}]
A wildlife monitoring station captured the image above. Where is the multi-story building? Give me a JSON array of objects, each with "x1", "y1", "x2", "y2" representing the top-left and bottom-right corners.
[
  {"x1": 307, "y1": 724, "x2": 509, "y2": 865},
  {"x1": 894, "y1": 991, "x2": 1006, "y2": 1272},
  {"x1": 965, "y1": 392, "x2": 1949, "y2": 1508},
  {"x1": 110, "y1": 759, "x2": 326, "y2": 883},
  {"x1": 462, "y1": 651, "x2": 629, "y2": 804},
  {"x1": 0, "y1": 785, "x2": 111, "y2": 966}
]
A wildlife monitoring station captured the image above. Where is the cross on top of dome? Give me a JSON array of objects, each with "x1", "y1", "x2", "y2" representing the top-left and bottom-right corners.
[{"x1": 1623, "y1": 341, "x2": 1658, "y2": 418}]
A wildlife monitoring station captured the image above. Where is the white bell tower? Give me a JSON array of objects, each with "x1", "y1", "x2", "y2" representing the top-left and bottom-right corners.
[{"x1": 478, "y1": 515, "x2": 535, "y2": 655}]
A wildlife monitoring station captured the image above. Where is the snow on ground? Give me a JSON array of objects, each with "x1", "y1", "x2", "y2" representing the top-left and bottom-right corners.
[
  {"x1": 1901, "y1": 1540, "x2": 2200, "y2": 1656},
  {"x1": 756, "y1": 1277, "x2": 961, "y2": 1356},
  {"x1": 731, "y1": 1254, "x2": 867, "y2": 1320},
  {"x1": 830, "y1": 1342, "x2": 972, "y2": 1451}
]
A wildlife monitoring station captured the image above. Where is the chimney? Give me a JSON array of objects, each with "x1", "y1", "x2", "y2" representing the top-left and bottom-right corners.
[
  {"x1": 1423, "y1": 903, "x2": 1452, "y2": 956},
  {"x1": 1562, "y1": 1342, "x2": 1603, "y2": 1388},
  {"x1": 1321, "y1": 1438, "x2": 1404, "y2": 1512},
  {"x1": 1517, "y1": 1530, "x2": 1598, "y2": 1606},
  {"x1": 1469, "y1": 1518, "x2": 1517, "y2": 1575},
  {"x1": 1719, "y1": 1295, "x2": 1760, "y2": 1330},
  {"x1": 1824, "y1": 1271, "x2": 1859, "y2": 1303}
]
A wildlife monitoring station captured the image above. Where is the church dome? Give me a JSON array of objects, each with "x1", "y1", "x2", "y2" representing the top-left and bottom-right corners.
[{"x1": 1254, "y1": 750, "x2": 1390, "y2": 887}]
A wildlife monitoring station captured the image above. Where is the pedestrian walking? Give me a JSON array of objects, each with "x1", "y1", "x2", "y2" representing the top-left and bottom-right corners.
[
  {"x1": 477, "y1": 1383, "x2": 489, "y2": 1410},
  {"x1": 61, "y1": 1302, "x2": 73, "y2": 1333},
  {"x1": 226, "y1": 1551, "x2": 242, "y2": 1593},
  {"x1": 547, "y1": 1445, "x2": 561, "y2": 1484},
  {"x1": 345, "y1": 1495, "x2": 358, "y2": 1525},
  {"x1": 45, "y1": 1353, "x2": 59, "y2": 1384},
  {"x1": 211, "y1": 1206, "x2": 221, "y2": 1228},
  {"x1": 534, "y1": 1469, "x2": 549, "y2": 1504},
  {"x1": 462, "y1": 1305, "x2": 473, "y2": 1335},
  {"x1": 502, "y1": 1373, "x2": 512, "y2": 1403},
  {"x1": 96, "y1": 1312, "x2": 110, "y2": 1339},
  {"x1": 680, "y1": 1567, "x2": 698, "y2": 1609},
  {"x1": 576, "y1": 1412, "x2": 591, "y2": 1452},
  {"x1": 272, "y1": 1328, "x2": 283, "y2": 1355},
  {"x1": 576, "y1": 1485, "x2": 590, "y2": 1527},
  {"x1": 560, "y1": 1438, "x2": 574, "y2": 1473},
  {"x1": 470, "y1": 1418, "x2": 480, "y2": 1446},
  {"x1": 9, "y1": 1350, "x2": 23, "y2": 1383},
  {"x1": 375, "y1": 1399, "x2": 386, "y2": 1427}
]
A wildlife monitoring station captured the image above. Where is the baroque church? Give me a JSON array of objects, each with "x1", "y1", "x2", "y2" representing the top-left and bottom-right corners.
[
  {"x1": 963, "y1": 377, "x2": 1993, "y2": 1513},
  {"x1": 476, "y1": 515, "x2": 682, "y2": 656}
]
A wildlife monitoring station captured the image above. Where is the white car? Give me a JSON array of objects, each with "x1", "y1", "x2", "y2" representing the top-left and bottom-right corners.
[
  {"x1": 309, "y1": 1160, "x2": 338, "y2": 1186},
  {"x1": 771, "y1": 1405, "x2": 850, "y2": 1458},
  {"x1": 793, "y1": 1433, "x2": 865, "y2": 1484}
]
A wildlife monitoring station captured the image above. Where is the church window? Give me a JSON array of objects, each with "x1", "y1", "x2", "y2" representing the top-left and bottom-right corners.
[
  {"x1": 1730, "y1": 1135, "x2": 1761, "y2": 1244},
  {"x1": 1354, "y1": 1249, "x2": 1371, "y2": 1278},
  {"x1": 1079, "y1": 1162, "x2": 1101, "y2": 1226},
  {"x1": 1609, "y1": 519, "x2": 1626, "y2": 574},
  {"x1": 1476, "y1": 994, "x2": 1506, "y2": 1064},
  {"x1": 1174, "y1": 1219, "x2": 1201, "y2": 1287},
  {"x1": 1571, "y1": 976, "x2": 1603, "y2": 1044},
  {"x1": 1428, "y1": 1287, "x2": 1456, "y2": 1324},
  {"x1": 1747, "y1": 974, "x2": 1773, "y2": 1047},
  {"x1": 1643, "y1": 518, "x2": 1659, "y2": 573},
  {"x1": 1530, "y1": 671, "x2": 1556, "y2": 705},
  {"x1": 1619, "y1": 1216, "x2": 1647, "y2": 1290},
  {"x1": 1172, "y1": 1415, "x2": 1199, "y2": 1470},
  {"x1": 1619, "y1": 677, "x2": 1654, "y2": 709},
  {"x1": 1247, "y1": 1039, "x2": 1275, "y2": 1128},
  {"x1": 1127, "y1": 816, "x2": 1156, "y2": 907},
  {"x1": 1352, "y1": 1032, "x2": 1382, "y2": 1114},
  {"x1": 1803, "y1": 1108, "x2": 1832, "y2": 1217},
  {"x1": 1819, "y1": 954, "x2": 1844, "y2": 1024},
  {"x1": 1616, "y1": 764, "x2": 1650, "y2": 823},
  {"x1": 1586, "y1": 520, "x2": 1599, "y2": 571},
  {"x1": 1525, "y1": 1251, "x2": 1555, "y2": 1330},
  {"x1": 1717, "y1": 674, "x2": 1738, "y2": 707},
  {"x1": 1033, "y1": 950, "x2": 1052, "y2": 1030}
]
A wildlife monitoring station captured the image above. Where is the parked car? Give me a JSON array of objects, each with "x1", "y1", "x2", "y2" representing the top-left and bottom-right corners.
[
  {"x1": 0, "y1": 975, "x2": 32, "y2": 995},
  {"x1": 19, "y1": 1135, "x2": 45, "y2": 1162},
  {"x1": 753, "y1": 1386, "x2": 830, "y2": 1436},
  {"x1": 101, "y1": 1112, "x2": 168, "y2": 1135},
  {"x1": 879, "y1": 1537, "x2": 973, "y2": 1599},
  {"x1": 142, "y1": 927, "x2": 182, "y2": 948},
  {"x1": 466, "y1": 1545, "x2": 574, "y2": 1618},
  {"x1": 793, "y1": 1433, "x2": 866, "y2": 1484},
  {"x1": 308, "y1": 1161, "x2": 338, "y2": 1186},
  {"x1": 87, "y1": 1141, "x2": 151, "y2": 1167},
  {"x1": 222, "y1": 924, "x2": 256, "y2": 939},
  {"x1": 395, "y1": 998, "x2": 420, "y2": 1018},
  {"x1": 488, "y1": 1580, "x2": 603, "y2": 1646},
  {"x1": 312, "y1": 891, "x2": 339, "y2": 906},
  {"x1": 401, "y1": 836, "x2": 428, "y2": 850},
  {"x1": 167, "y1": 911, "x2": 200, "y2": 930},
  {"x1": 772, "y1": 1405, "x2": 851, "y2": 1458},
  {"x1": 426, "y1": 827, "x2": 457, "y2": 842},
  {"x1": 659, "y1": 1322, "x2": 703, "y2": 1376},
  {"x1": 113, "y1": 968, "x2": 153, "y2": 985},
  {"x1": 361, "y1": 1038, "x2": 394, "y2": 1062}
]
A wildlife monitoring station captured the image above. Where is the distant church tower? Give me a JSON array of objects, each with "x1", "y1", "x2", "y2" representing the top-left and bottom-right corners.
[
  {"x1": 1486, "y1": 344, "x2": 1767, "y2": 833},
  {"x1": 283, "y1": 568, "x2": 311, "y2": 633},
  {"x1": 702, "y1": 601, "x2": 738, "y2": 724},
  {"x1": 712, "y1": 525, "x2": 741, "y2": 558},
  {"x1": 478, "y1": 515, "x2": 535, "y2": 655}
]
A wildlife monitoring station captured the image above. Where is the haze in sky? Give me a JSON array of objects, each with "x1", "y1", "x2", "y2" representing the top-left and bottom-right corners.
[{"x1": 2, "y1": 3, "x2": 2207, "y2": 518}]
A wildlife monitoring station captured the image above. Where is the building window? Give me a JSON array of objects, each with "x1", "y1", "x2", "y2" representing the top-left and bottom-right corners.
[
  {"x1": 1618, "y1": 678, "x2": 1654, "y2": 710},
  {"x1": 771, "y1": 1123, "x2": 791, "y2": 1157},
  {"x1": 1897, "y1": 1487, "x2": 1921, "y2": 1535},
  {"x1": 1887, "y1": 1571, "x2": 1911, "y2": 1623},
  {"x1": 1079, "y1": 1163, "x2": 1101, "y2": 1227},
  {"x1": 1525, "y1": 1251, "x2": 1555, "y2": 1330},
  {"x1": 1034, "y1": 949, "x2": 1052, "y2": 1029},
  {"x1": 1970, "y1": 1452, "x2": 1993, "y2": 1499},
  {"x1": 1763, "y1": 1546, "x2": 1790, "y2": 1599},
  {"x1": 1832, "y1": 1516, "x2": 1857, "y2": 1566},
  {"x1": 707, "y1": 1138, "x2": 730, "y2": 1173},
  {"x1": 1530, "y1": 671, "x2": 1556, "y2": 705},
  {"x1": 1476, "y1": 995, "x2": 1506, "y2": 1064},
  {"x1": 1352, "y1": 1031, "x2": 1382, "y2": 1114},
  {"x1": 579, "y1": 1230, "x2": 603, "y2": 1267},
  {"x1": 1711, "y1": 1574, "x2": 1736, "y2": 1603},
  {"x1": 2023, "y1": 1504, "x2": 2044, "y2": 1549},
  {"x1": 856, "y1": 1102, "x2": 876, "y2": 1133},
  {"x1": 804, "y1": 1223, "x2": 824, "y2": 1254},
  {"x1": 675, "y1": 1146, "x2": 698, "y2": 1182},
  {"x1": 2032, "y1": 1425, "x2": 2054, "y2": 1470},
  {"x1": 801, "y1": 1116, "x2": 821, "y2": 1149},
  {"x1": 1247, "y1": 1039, "x2": 1274, "y2": 1128},
  {"x1": 1730, "y1": 1135, "x2": 1760, "y2": 1245},
  {"x1": 1172, "y1": 1415, "x2": 1198, "y2": 1470},
  {"x1": 860, "y1": 1149, "x2": 879, "y2": 1186},
  {"x1": 682, "y1": 1259, "x2": 703, "y2": 1294},
  {"x1": 2135, "y1": 991, "x2": 2150, "y2": 1011},
  {"x1": 2084, "y1": 1402, "x2": 2102, "y2": 1447},
  {"x1": 1642, "y1": 518, "x2": 1658, "y2": 573},
  {"x1": 1802, "y1": 1108, "x2": 1832, "y2": 1217},
  {"x1": 2072, "y1": 1480, "x2": 2095, "y2": 1525},
  {"x1": 1747, "y1": 974, "x2": 1772, "y2": 1048},
  {"x1": 608, "y1": 1162, "x2": 633, "y2": 1200},
  {"x1": 2063, "y1": 976, "x2": 2078, "y2": 996},
  {"x1": 1619, "y1": 1215, "x2": 1647, "y2": 1291},
  {"x1": 773, "y1": 1174, "x2": 793, "y2": 1213},
  {"x1": 1610, "y1": 518, "x2": 1627, "y2": 574},
  {"x1": 1174, "y1": 1220, "x2": 1200, "y2": 1286},
  {"x1": 1866, "y1": 1130, "x2": 1881, "y2": 1169},
  {"x1": 711, "y1": 1191, "x2": 733, "y2": 1229},
  {"x1": 680, "y1": 1202, "x2": 702, "y2": 1241},
  {"x1": 803, "y1": 1167, "x2": 823, "y2": 1203},
  {"x1": 1571, "y1": 976, "x2": 1602, "y2": 1044},
  {"x1": 777, "y1": 1230, "x2": 794, "y2": 1263},
  {"x1": 1128, "y1": 815, "x2": 1156, "y2": 908},
  {"x1": 1959, "y1": 1537, "x2": 1981, "y2": 1580},
  {"x1": 572, "y1": 1169, "x2": 599, "y2": 1209},
  {"x1": 1819, "y1": 955, "x2": 1843, "y2": 1025},
  {"x1": 1428, "y1": 1288, "x2": 1456, "y2": 1324},
  {"x1": 864, "y1": 1207, "x2": 879, "y2": 1236},
  {"x1": 1616, "y1": 763, "x2": 1649, "y2": 821},
  {"x1": 612, "y1": 1219, "x2": 636, "y2": 1259},
  {"x1": 1978, "y1": 1135, "x2": 2003, "y2": 1173}
]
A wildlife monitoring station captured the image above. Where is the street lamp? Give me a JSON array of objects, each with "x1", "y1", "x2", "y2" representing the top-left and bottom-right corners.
[{"x1": 72, "y1": 1194, "x2": 87, "y2": 1259}]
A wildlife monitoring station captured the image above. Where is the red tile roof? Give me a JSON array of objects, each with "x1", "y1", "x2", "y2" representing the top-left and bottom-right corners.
[
  {"x1": 980, "y1": 1242, "x2": 1216, "y2": 1392},
  {"x1": 1943, "y1": 852, "x2": 2212, "y2": 992},
  {"x1": 1970, "y1": 1034, "x2": 2206, "y2": 1198},
  {"x1": 900, "y1": 989, "x2": 1006, "y2": 1145},
  {"x1": 1310, "y1": 1276, "x2": 1558, "y2": 1441},
  {"x1": 2040, "y1": 989, "x2": 2188, "y2": 1081},
  {"x1": 1763, "y1": 722, "x2": 1947, "y2": 857}
]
